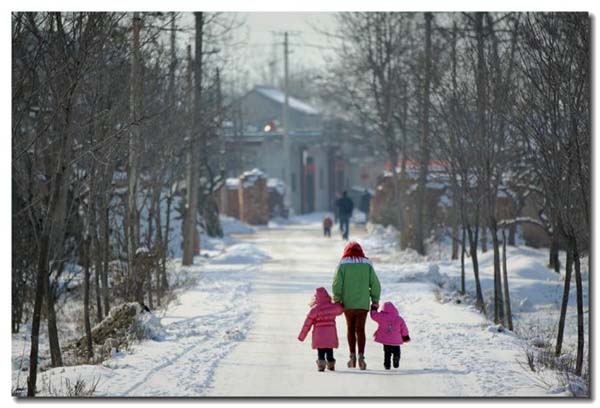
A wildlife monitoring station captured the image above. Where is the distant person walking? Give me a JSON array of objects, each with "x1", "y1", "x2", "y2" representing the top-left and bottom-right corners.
[
  {"x1": 359, "y1": 189, "x2": 372, "y2": 219},
  {"x1": 336, "y1": 191, "x2": 354, "y2": 240},
  {"x1": 332, "y1": 241, "x2": 381, "y2": 370},
  {"x1": 323, "y1": 216, "x2": 333, "y2": 237}
]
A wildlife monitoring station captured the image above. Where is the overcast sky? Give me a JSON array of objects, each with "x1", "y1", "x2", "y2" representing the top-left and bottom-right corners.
[{"x1": 177, "y1": 12, "x2": 338, "y2": 88}]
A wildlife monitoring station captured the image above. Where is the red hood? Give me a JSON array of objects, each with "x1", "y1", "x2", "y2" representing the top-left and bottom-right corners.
[
  {"x1": 342, "y1": 241, "x2": 366, "y2": 259},
  {"x1": 315, "y1": 287, "x2": 332, "y2": 304}
]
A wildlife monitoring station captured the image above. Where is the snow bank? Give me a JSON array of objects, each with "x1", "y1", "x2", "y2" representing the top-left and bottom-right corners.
[
  {"x1": 135, "y1": 308, "x2": 167, "y2": 341},
  {"x1": 220, "y1": 215, "x2": 256, "y2": 235},
  {"x1": 210, "y1": 243, "x2": 271, "y2": 264},
  {"x1": 359, "y1": 223, "x2": 400, "y2": 255},
  {"x1": 397, "y1": 263, "x2": 449, "y2": 287}
]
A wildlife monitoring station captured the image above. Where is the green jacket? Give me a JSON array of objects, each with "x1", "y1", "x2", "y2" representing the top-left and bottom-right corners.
[{"x1": 332, "y1": 258, "x2": 381, "y2": 310}]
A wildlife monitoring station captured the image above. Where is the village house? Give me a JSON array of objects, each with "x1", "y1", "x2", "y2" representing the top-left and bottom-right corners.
[{"x1": 223, "y1": 85, "x2": 360, "y2": 215}]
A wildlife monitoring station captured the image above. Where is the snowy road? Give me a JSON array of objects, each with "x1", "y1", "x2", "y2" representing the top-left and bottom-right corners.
[
  {"x1": 207, "y1": 220, "x2": 549, "y2": 397},
  {"x1": 26, "y1": 218, "x2": 557, "y2": 397}
]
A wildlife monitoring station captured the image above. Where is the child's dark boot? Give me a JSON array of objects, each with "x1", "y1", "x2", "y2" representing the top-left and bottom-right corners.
[
  {"x1": 327, "y1": 359, "x2": 336, "y2": 371},
  {"x1": 316, "y1": 359, "x2": 326, "y2": 372}
]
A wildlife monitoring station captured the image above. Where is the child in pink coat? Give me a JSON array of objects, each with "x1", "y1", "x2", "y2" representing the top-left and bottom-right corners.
[
  {"x1": 298, "y1": 287, "x2": 344, "y2": 371},
  {"x1": 370, "y1": 301, "x2": 410, "y2": 370}
]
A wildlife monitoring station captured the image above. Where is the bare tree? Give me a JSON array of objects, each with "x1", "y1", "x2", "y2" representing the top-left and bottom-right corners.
[
  {"x1": 517, "y1": 12, "x2": 590, "y2": 374},
  {"x1": 327, "y1": 13, "x2": 416, "y2": 234}
]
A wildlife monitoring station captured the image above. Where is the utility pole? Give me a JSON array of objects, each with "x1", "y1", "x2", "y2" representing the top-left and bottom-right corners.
[
  {"x1": 216, "y1": 67, "x2": 225, "y2": 178},
  {"x1": 282, "y1": 31, "x2": 292, "y2": 212},
  {"x1": 182, "y1": 43, "x2": 197, "y2": 265},
  {"x1": 183, "y1": 12, "x2": 205, "y2": 266}
]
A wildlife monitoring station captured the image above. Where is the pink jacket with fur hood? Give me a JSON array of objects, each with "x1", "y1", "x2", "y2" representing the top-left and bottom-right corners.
[
  {"x1": 298, "y1": 287, "x2": 344, "y2": 349},
  {"x1": 370, "y1": 302, "x2": 410, "y2": 346}
]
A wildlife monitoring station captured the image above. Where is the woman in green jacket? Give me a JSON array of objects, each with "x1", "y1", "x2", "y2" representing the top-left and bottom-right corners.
[{"x1": 332, "y1": 241, "x2": 381, "y2": 370}]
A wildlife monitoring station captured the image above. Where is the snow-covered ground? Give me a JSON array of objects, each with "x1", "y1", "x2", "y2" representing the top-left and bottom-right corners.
[
  {"x1": 207, "y1": 220, "x2": 582, "y2": 397},
  {"x1": 360, "y1": 223, "x2": 589, "y2": 372},
  {"x1": 13, "y1": 214, "x2": 588, "y2": 397},
  {"x1": 11, "y1": 216, "x2": 262, "y2": 397}
]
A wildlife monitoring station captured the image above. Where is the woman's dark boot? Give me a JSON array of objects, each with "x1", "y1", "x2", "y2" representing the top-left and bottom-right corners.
[
  {"x1": 347, "y1": 353, "x2": 356, "y2": 368},
  {"x1": 358, "y1": 354, "x2": 367, "y2": 370}
]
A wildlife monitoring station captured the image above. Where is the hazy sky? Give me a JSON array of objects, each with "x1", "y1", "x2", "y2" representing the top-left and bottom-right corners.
[
  {"x1": 237, "y1": 12, "x2": 336, "y2": 63},
  {"x1": 177, "y1": 12, "x2": 338, "y2": 87}
]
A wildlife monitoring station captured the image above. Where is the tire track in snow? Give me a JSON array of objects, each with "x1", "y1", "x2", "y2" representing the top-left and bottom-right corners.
[{"x1": 120, "y1": 278, "x2": 254, "y2": 396}]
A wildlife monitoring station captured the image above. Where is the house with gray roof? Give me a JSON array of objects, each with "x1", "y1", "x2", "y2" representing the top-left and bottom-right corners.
[{"x1": 224, "y1": 86, "x2": 343, "y2": 214}]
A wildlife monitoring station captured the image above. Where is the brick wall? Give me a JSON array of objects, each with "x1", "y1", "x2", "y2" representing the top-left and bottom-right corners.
[{"x1": 238, "y1": 170, "x2": 270, "y2": 225}]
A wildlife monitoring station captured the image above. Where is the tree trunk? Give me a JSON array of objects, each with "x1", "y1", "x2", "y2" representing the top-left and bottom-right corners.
[
  {"x1": 91, "y1": 205, "x2": 103, "y2": 322},
  {"x1": 101, "y1": 203, "x2": 111, "y2": 316},
  {"x1": 508, "y1": 223, "x2": 516, "y2": 246},
  {"x1": 146, "y1": 262, "x2": 154, "y2": 310},
  {"x1": 147, "y1": 193, "x2": 154, "y2": 249},
  {"x1": 83, "y1": 236, "x2": 94, "y2": 361},
  {"x1": 555, "y1": 245, "x2": 573, "y2": 356},
  {"x1": 502, "y1": 228, "x2": 513, "y2": 330},
  {"x1": 474, "y1": 13, "x2": 489, "y2": 269},
  {"x1": 145, "y1": 193, "x2": 155, "y2": 309},
  {"x1": 460, "y1": 225, "x2": 466, "y2": 294},
  {"x1": 28, "y1": 236, "x2": 49, "y2": 396},
  {"x1": 94, "y1": 244, "x2": 103, "y2": 322},
  {"x1": 451, "y1": 205, "x2": 459, "y2": 260},
  {"x1": 153, "y1": 188, "x2": 163, "y2": 305},
  {"x1": 549, "y1": 235, "x2": 561, "y2": 273},
  {"x1": 466, "y1": 223, "x2": 485, "y2": 314},
  {"x1": 12, "y1": 267, "x2": 24, "y2": 333},
  {"x1": 46, "y1": 281, "x2": 63, "y2": 367},
  {"x1": 480, "y1": 224, "x2": 488, "y2": 253},
  {"x1": 573, "y1": 242, "x2": 584, "y2": 376},
  {"x1": 162, "y1": 191, "x2": 172, "y2": 292},
  {"x1": 490, "y1": 220, "x2": 505, "y2": 325}
]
